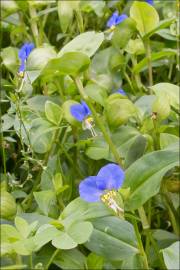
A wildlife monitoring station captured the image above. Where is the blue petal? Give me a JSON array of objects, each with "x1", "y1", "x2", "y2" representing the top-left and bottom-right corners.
[
  {"x1": 18, "y1": 43, "x2": 34, "y2": 61},
  {"x1": 97, "y1": 163, "x2": 124, "y2": 190},
  {"x1": 79, "y1": 176, "x2": 104, "y2": 202},
  {"x1": 81, "y1": 101, "x2": 91, "y2": 116},
  {"x1": 115, "y1": 14, "x2": 128, "y2": 25},
  {"x1": 70, "y1": 103, "x2": 87, "y2": 122},
  {"x1": 117, "y1": 88, "x2": 126, "y2": 96},
  {"x1": 106, "y1": 11, "x2": 119, "y2": 28},
  {"x1": 19, "y1": 61, "x2": 25, "y2": 72},
  {"x1": 145, "y1": 0, "x2": 154, "y2": 5}
]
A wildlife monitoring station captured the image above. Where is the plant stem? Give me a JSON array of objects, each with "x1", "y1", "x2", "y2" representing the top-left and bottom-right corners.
[
  {"x1": 138, "y1": 206, "x2": 150, "y2": 230},
  {"x1": 131, "y1": 55, "x2": 143, "y2": 93},
  {"x1": 45, "y1": 249, "x2": 60, "y2": 270},
  {"x1": 74, "y1": 77, "x2": 123, "y2": 167},
  {"x1": 148, "y1": 232, "x2": 166, "y2": 269},
  {"x1": 29, "y1": 4, "x2": 40, "y2": 47},
  {"x1": 144, "y1": 39, "x2": 153, "y2": 90},
  {"x1": 133, "y1": 218, "x2": 149, "y2": 269}
]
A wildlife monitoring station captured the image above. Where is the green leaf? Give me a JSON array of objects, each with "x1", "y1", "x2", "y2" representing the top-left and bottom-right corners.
[
  {"x1": 85, "y1": 82, "x2": 107, "y2": 106},
  {"x1": 67, "y1": 221, "x2": 93, "y2": 244},
  {"x1": 41, "y1": 52, "x2": 90, "y2": 77},
  {"x1": 52, "y1": 231, "x2": 77, "y2": 249},
  {"x1": 12, "y1": 238, "x2": 35, "y2": 256},
  {"x1": 15, "y1": 216, "x2": 30, "y2": 238},
  {"x1": 87, "y1": 253, "x2": 104, "y2": 270},
  {"x1": 130, "y1": 1, "x2": 159, "y2": 36},
  {"x1": 160, "y1": 133, "x2": 179, "y2": 149},
  {"x1": 58, "y1": 31, "x2": 104, "y2": 57},
  {"x1": 54, "y1": 248, "x2": 86, "y2": 270},
  {"x1": 123, "y1": 147, "x2": 179, "y2": 210},
  {"x1": 26, "y1": 47, "x2": 57, "y2": 71},
  {"x1": 60, "y1": 197, "x2": 112, "y2": 228},
  {"x1": 33, "y1": 224, "x2": 59, "y2": 251},
  {"x1": 112, "y1": 18, "x2": 136, "y2": 49},
  {"x1": 133, "y1": 50, "x2": 176, "y2": 73},
  {"x1": 30, "y1": 118, "x2": 57, "y2": 153},
  {"x1": 85, "y1": 137, "x2": 109, "y2": 160},
  {"x1": 1, "y1": 224, "x2": 21, "y2": 243},
  {"x1": 143, "y1": 18, "x2": 176, "y2": 39},
  {"x1": 45, "y1": 101, "x2": 62, "y2": 125},
  {"x1": 125, "y1": 38, "x2": 145, "y2": 55},
  {"x1": 85, "y1": 216, "x2": 138, "y2": 260},
  {"x1": 125, "y1": 135, "x2": 147, "y2": 168},
  {"x1": 1, "y1": 47, "x2": 19, "y2": 74},
  {"x1": 57, "y1": 1, "x2": 74, "y2": 33},
  {"x1": 150, "y1": 83, "x2": 179, "y2": 109},
  {"x1": 33, "y1": 190, "x2": 56, "y2": 216},
  {"x1": 162, "y1": 241, "x2": 180, "y2": 270}
]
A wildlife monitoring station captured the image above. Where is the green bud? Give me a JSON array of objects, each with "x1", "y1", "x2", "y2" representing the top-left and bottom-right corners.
[
  {"x1": 1, "y1": 191, "x2": 17, "y2": 220},
  {"x1": 106, "y1": 96, "x2": 136, "y2": 128},
  {"x1": 152, "y1": 96, "x2": 171, "y2": 120}
]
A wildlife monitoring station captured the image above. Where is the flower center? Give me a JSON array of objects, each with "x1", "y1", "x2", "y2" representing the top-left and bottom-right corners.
[
  {"x1": 101, "y1": 190, "x2": 124, "y2": 216},
  {"x1": 82, "y1": 117, "x2": 97, "y2": 137},
  {"x1": 18, "y1": 71, "x2": 25, "y2": 78}
]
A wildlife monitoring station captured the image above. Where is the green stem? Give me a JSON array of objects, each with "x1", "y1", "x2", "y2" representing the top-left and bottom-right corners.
[
  {"x1": 29, "y1": 254, "x2": 33, "y2": 269},
  {"x1": 74, "y1": 77, "x2": 123, "y2": 167},
  {"x1": 0, "y1": 133, "x2": 8, "y2": 191},
  {"x1": 45, "y1": 249, "x2": 60, "y2": 270},
  {"x1": 28, "y1": 4, "x2": 40, "y2": 47},
  {"x1": 133, "y1": 219, "x2": 149, "y2": 269},
  {"x1": 75, "y1": 9, "x2": 84, "y2": 33},
  {"x1": 147, "y1": 232, "x2": 166, "y2": 269},
  {"x1": 138, "y1": 206, "x2": 150, "y2": 230},
  {"x1": 123, "y1": 70, "x2": 136, "y2": 95},
  {"x1": 131, "y1": 55, "x2": 143, "y2": 93},
  {"x1": 144, "y1": 39, "x2": 153, "y2": 90}
]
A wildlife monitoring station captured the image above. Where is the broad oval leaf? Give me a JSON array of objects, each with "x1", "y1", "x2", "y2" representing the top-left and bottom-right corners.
[
  {"x1": 150, "y1": 83, "x2": 179, "y2": 109},
  {"x1": 130, "y1": 1, "x2": 159, "y2": 36},
  {"x1": 41, "y1": 52, "x2": 90, "y2": 76},
  {"x1": 45, "y1": 101, "x2": 62, "y2": 125},
  {"x1": 67, "y1": 221, "x2": 93, "y2": 244},
  {"x1": 123, "y1": 147, "x2": 179, "y2": 210},
  {"x1": 85, "y1": 216, "x2": 139, "y2": 260},
  {"x1": 52, "y1": 231, "x2": 77, "y2": 249},
  {"x1": 162, "y1": 241, "x2": 180, "y2": 270},
  {"x1": 58, "y1": 31, "x2": 104, "y2": 57}
]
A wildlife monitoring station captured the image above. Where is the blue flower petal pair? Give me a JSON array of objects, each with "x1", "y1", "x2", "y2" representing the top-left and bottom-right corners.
[
  {"x1": 70, "y1": 101, "x2": 91, "y2": 122},
  {"x1": 79, "y1": 163, "x2": 125, "y2": 202},
  {"x1": 107, "y1": 11, "x2": 128, "y2": 28},
  {"x1": 18, "y1": 43, "x2": 34, "y2": 72}
]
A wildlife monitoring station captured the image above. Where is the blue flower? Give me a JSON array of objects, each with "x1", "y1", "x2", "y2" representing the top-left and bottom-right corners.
[
  {"x1": 145, "y1": 0, "x2": 154, "y2": 5},
  {"x1": 70, "y1": 101, "x2": 91, "y2": 122},
  {"x1": 18, "y1": 43, "x2": 34, "y2": 72},
  {"x1": 79, "y1": 163, "x2": 125, "y2": 202},
  {"x1": 117, "y1": 88, "x2": 126, "y2": 96},
  {"x1": 107, "y1": 11, "x2": 128, "y2": 28}
]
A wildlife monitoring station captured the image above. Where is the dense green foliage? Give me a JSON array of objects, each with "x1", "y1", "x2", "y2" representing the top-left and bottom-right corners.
[{"x1": 0, "y1": 0, "x2": 179, "y2": 269}]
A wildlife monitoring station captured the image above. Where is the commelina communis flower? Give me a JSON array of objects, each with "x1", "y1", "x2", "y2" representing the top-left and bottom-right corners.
[{"x1": 18, "y1": 43, "x2": 34, "y2": 76}]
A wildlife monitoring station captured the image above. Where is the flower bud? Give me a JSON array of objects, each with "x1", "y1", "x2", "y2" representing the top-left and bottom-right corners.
[
  {"x1": 152, "y1": 96, "x2": 171, "y2": 120},
  {"x1": 106, "y1": 95, "x2": 136, "y2": 127},
  {"x1": 1, "y1": 191, "x2": 17, "y2": 220}
]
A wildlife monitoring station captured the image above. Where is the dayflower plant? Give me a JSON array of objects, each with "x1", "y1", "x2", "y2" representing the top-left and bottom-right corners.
[
  {"x1": 18, "y1": 43, "x2": 34, "y2": 76},
  {"x1": 79, "y1": 163, "x2": 125, "y2": 214},
  {"x1": 107, "y1": 11, "x2": 128, "y2": 29},
  {"x1": 70, "y1": 101, "x2": 97, "y2": 136}
]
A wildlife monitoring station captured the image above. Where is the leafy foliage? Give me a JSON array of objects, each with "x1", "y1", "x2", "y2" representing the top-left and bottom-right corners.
[{"x1": 0, "y1": 0, "x2": 179, "y2": 269}]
